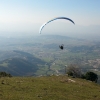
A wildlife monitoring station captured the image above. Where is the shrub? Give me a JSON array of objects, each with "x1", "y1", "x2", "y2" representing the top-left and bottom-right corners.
[
  {"x1": 85, "y1": 71, "x2": 98, "y2": 83},
  {"x1": 0, "y1": 72, "x2": 12, "y2": 77},
  {"x1": 66, "y1": 64, "x2": 82, "y2": 78}
]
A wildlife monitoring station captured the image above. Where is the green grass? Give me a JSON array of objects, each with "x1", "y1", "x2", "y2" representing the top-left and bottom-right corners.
[{"x1": 0, "y1": 75, "x2": 100, "y2": 100}]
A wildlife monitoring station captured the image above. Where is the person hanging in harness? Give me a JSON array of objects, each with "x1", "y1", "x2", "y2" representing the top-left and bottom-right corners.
[{"x1": 59, "y1": 44, "x2": 64, "y2": 50}]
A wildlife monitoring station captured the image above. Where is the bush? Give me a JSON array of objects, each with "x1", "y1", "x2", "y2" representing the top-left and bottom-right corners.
[
  {"x1": 85, "y1": 71, "x2": 98, "y2": 83},
  {"x1": 0, "y1": 72, "x2": 12, "y2": 77},
  {"x1": 66, "y1": 64, "x2": 82, "y2": 78}
]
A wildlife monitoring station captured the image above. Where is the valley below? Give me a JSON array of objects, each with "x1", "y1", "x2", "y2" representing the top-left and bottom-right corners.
[{"x1": 0, "y1": 35, "x2": 100, "y2": 83}]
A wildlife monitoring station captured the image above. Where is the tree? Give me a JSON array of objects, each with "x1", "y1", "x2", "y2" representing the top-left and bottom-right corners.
[
  {"x1": 66, "y1": 64, "x2": 82, "y2": 78},
  {"x1": 0, "y1": 72, "x2": 12, "y2": 77},
  {"x1": 85, "y1": 71, "x2": 98, "y2": 83}
]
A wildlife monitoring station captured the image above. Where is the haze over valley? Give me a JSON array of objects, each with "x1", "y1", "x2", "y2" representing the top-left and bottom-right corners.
[{"x1": 0, "y1": 35, "x2": 100, "y2": 83}]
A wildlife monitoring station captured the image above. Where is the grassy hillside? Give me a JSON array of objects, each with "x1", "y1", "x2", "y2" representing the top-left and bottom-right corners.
[
  {"x1": 0, "y1": 75, "x2": 100, "y2": 100},
  {"x1": 0, "y1": 58, "x2": 40, "y2": 76}
]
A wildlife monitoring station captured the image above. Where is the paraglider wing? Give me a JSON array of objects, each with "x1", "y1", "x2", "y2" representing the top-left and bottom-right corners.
[{"x1": 39, "y1": 17, "x2": 75, "y2": 34}]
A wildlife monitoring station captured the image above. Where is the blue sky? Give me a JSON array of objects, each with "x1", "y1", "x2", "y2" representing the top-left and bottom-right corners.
[{"x1": 0, "y1": 0, "x2": 100, "y2": 38}]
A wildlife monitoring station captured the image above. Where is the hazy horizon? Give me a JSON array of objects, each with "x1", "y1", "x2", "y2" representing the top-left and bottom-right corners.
[{"x1": 0, "y1": 0, "x2": 100, "y2": 39}]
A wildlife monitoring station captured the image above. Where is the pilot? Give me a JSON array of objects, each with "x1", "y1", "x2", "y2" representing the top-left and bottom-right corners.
[{"x1": 59, "y1": 44, "x2": 64, "y2": 50}]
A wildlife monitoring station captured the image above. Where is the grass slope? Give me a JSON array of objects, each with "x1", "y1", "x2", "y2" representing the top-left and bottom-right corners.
[
  {"x1": 0, "y1": 58, "x2": 38, "y2": 76},
  {"x1": 0, "y1": 75, "x2": 100, "y2": 100}
]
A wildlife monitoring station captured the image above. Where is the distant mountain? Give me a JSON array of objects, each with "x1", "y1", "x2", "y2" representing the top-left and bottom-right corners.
[
  {"x1": 0, "y1": 58, "x2": 37, "y2": 76},
  {"x1": 13, "y1": 50, "x2": 45, "y2": 64},
  {"x1": 0, "y1": 50, "x2": 45, "y2": 76},
  {"x1": 40, "y1": 35, "x2": 72, "y2": 39}
]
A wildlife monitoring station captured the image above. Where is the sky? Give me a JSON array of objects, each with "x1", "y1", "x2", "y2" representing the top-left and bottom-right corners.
[{"x1": 0, "y1": 0, "x2": 100, "y2": 38}]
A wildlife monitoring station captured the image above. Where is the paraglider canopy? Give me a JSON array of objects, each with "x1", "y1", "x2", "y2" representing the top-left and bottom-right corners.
[{"x1": 39, "y1": 17, "x2": 75, "y2": 34}]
